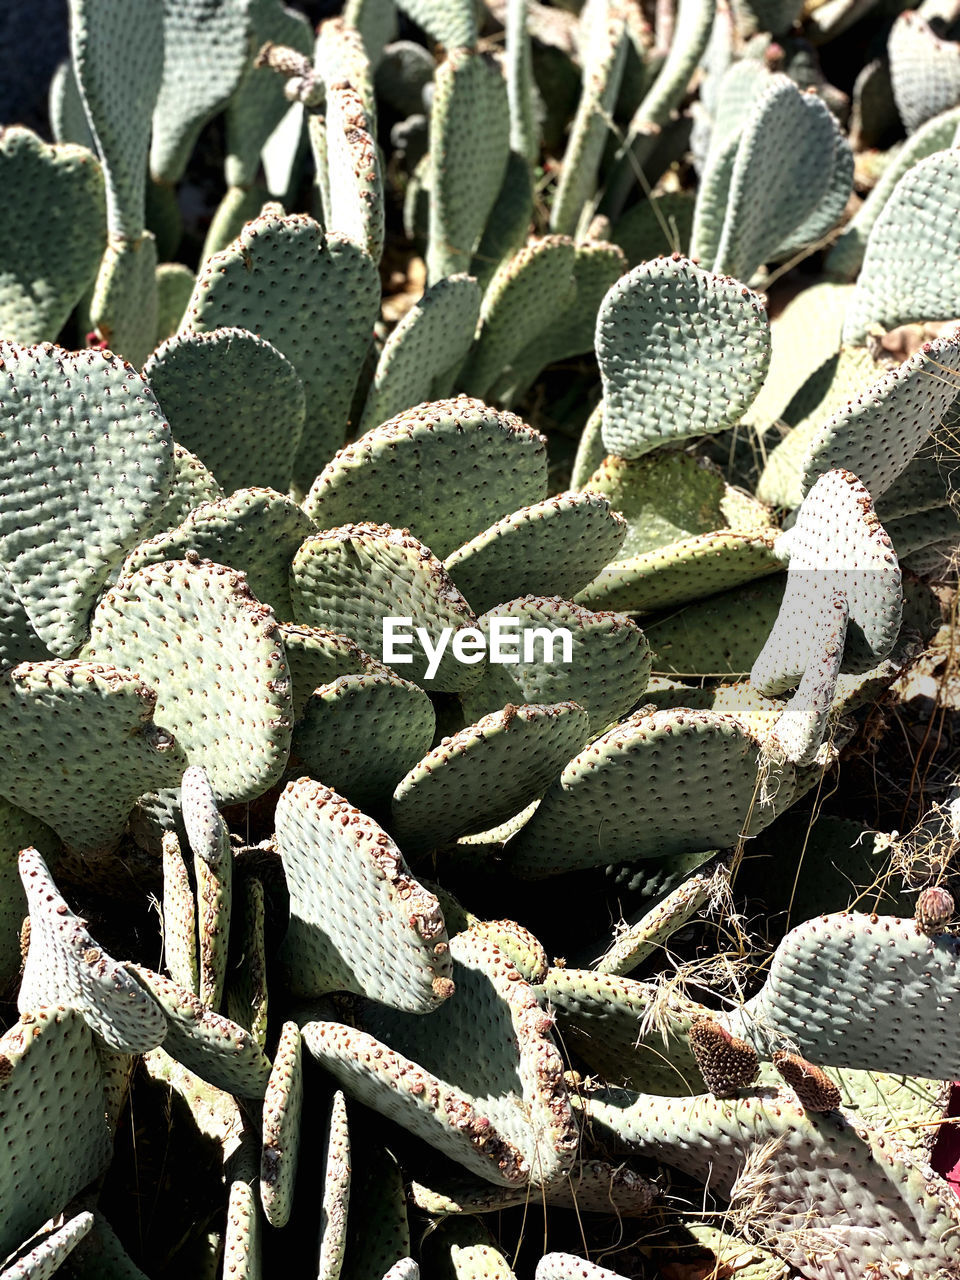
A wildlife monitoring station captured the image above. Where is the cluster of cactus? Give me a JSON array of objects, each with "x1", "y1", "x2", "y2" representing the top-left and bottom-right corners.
[{"x1": 4, "y1": 0, "x2": 960, "y2": 1275}]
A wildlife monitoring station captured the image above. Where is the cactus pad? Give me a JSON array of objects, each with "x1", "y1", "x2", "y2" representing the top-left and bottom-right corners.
[
  {"x1": 143, "y1": 327, "x2": 306, "y2": 496},
  {"x1": 276, "y1": 778, "x2": 453, "y2": 1010},
  {"x1": 306, "y1": 398, "x2": 548, "y2": 561},
  {"x1": 597, "y1": 256, "x2": 770, "y2": 459},
  {"x1": 280, "y1": 624, "x2": 380, "y2": 719},
  {"x1": 0, "y1": 343, "x2": 173, "y2": 656},
  {"x1": 260, "y1": 1020, "x2": 303, "y2": 1228},
  {"x1": 83, "y1": 557, "x2": 293, "y2": 804},
  {"x1": 18, "y1": 847, "x2": 166, "y2": 1053}
]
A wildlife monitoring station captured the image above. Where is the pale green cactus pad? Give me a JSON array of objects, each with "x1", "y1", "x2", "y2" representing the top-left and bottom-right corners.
[
  {"x1": 162, "y1": 832, "x2": 198, "y2": 993},
  {"x1": 155, "y1": 263, "x2": 195, "y2": 342},
  {"x1": 182, "y1": 766, "x2": 232, "y2": 1010},
  {"x1": 597, "y1": 257, "x2": 770, "y2": 460},
  {"x1": 470, "y1": 151, "x2": 534, "y2": 293},
  {"x1": 843, "y1": 149, "x2": 960, "y2": 344},
  {"x1": 151, "y1": 0, "x2": 252, "y2": 185},
  {"x1": 18, "y1": 846, "x2": 166, "y2": 1053},
  {"x1": 0, "y1": 567, "x2": 49, "y2": 670},
  {"x1": 0, "y1": 799, "x2": 57, "y2": 991},
  {"x1": 185, "y1": 209, "x2": 380, "y2": 490},
  {"x1": 427, "y1": 48, "x2": 510, "y2": 283},
  {"x1": 445, "y1": 492, "x2": 628, "y2": 614},
  {"x1": 69, "y1": 0, "x2": 164, "y2": 236},
  {"x1": 357, "y1": 280, "x2": 483, "y2": 435},
  {"x1": 141, "y1": 443, "x2": 224, "y2": 541},
  {"x1": 120, "y1": 487, "x2": 312, "y2": 621},
  {"x1": 260, "y1": 1020, "x2": 303, "y2": 1228},
  {"x1": 549, "y1": 7, "x2": 627, "y2": 237},
  {"x1": 713, "y1": 76, "x2": 840, "y2": 282},
  {"x1": 291, "y1": 673, "x2": 436, "y2": 814},
  {"x1": 83, "y1": 557, "x2": 293, "y2": 805},
  {"x1": 752, "y1": 470, "x2": 902, "y2": 696},
  {"x1": 280, "y1": 624, "x2": 381, "y2": 720},
  {"x1": 460, "y1": 596, "x2": 651, "y2": 737},
  {"x1": 276, "y1": 778, "x2": 454, "y2": 1009},
  {"x1": 143, "y1": 327, "x2": 306, "y2": 495},
  {"x1": 396, "y1": 0, "x2": 476, "y2": 49},
  {"x1": 0, "y1": 1008, "x2": 112, "y2": 1258},
  {"x1": 0, "y1": 1212, "x2": 95, "y2": 1280},
  {"x1": 797, "y1": 334, "x2": 960, "y2": 502},
  {"x1": 391, "y1": 701, "x2": 591, "y2": 851},
  {"x1": 223, "y1": 1175, "x2": 261, "y2": 1278},
  {"x1": 507, "y1": 707, "x2": 780, "y2": 877},
  {"x1": 130, "y1": 965, "x2": 272, "y2": 1097},
  {"x1": 291, "y1": 524, "x2": 483, "y2": 693},
  {"x1": 0, "y1": 662, "x2": 185, "y2": 854},
  {"x1": 575, "y1": 526, "x2": 782, "y2": 615},
  {"x1": 725, "y1": 911, "x2": 960, "y2": 1080},
  {"x1": 225, "y1": 874, "x2": 268, "y2": 1046},
  {"x1": 594, "y1": 872, "x2": 715, "y2": 974},
  {"x1": 581, "y1": 1083, "x2": 960, "y2": 1279},
  {"x1": 889, "y1": 9, "x2": 960, "y2": 133},
  {"x1": 87, "y1": 232, "x2": 159, "y2": 367},
  {"x1": 340, "y1": 1141, "x2": 410, "y2": 1280},
  {"x1": 0, "y1": 128, "x2": 105, "y2": 345},
  {"x1": 536, "y1": 1256, "x2": 628, "y2": 1280},
  {"x1": 464, "y1": 235, "x2": 577, "y2": 400},
  {"x1": 0, "y1": 343, "x2": 173, "y2": 656},
  {"x1": 317, "y1": 927, "x2": 577, "y2": 1186},
  {"x1": 305, "y1": 398, "x2": 548, "y2": 561},
  {"x1": 317, "y1": 1089, "x2": 351, "y2": 1280}
]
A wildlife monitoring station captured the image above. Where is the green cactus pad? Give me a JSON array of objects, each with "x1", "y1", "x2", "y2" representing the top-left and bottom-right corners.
[
  {"x1": 762, "y1": 590, "x2": 847, "y2": 766},
  {"x1": 291, "y1": 673, "x2": 436, "y2": 814},
  {"x1": 280, "y1": 624, "x2": 380, "y2": 720},
  {"x1": 87, "y1": 232, "x2": 158, "y2": 367},
  {"x1": 463, "y1": 235, "x2": 577, "y2": 401},
  {"x1": 571, "y1": 401, "x2": 606, "y2": 491},
  {"x1": 508, "y1": 707, "x2": 780, "y2": 877},
  {"x1": 69, "y1": 0, "x2": 163, "y2": 237},
  {"x1": 725, "y1": 911, "x2": 960, "y2": 1080},
  {"x1": 302, "y1": 1018, "x2": 528, "y2": 1185},
  {"x1": 889, "y1": 9, "x2": 960, "y2": 134},
  {"x1": 498, "y1": 242, "x2": 628, "y2": 401},
  {"x1": 315, "y1": 17, "x2": 377, "y2": 117},
  {"x1": 536, "y1": 1257, "x2": 628, "y2": 1280},
  {"x1": 0, "y1": 128, "x2": 105, "y2": 345},
  {"x1": 181, "y1": 766, "x2": 232, "y2": 1011},
  {"x1": 291, "y1": 524, "x2": 482, "y2": 693},
  {"x1": 422, "y1": 1216, "x2": 518, "y2": 1280},
  {"x1": 752, "y1": 470, "x2": 902, "y2": 698},
  {"x1": 0, "y1": 661, "x2": 185, "y2": 854},
  {"x1": 315, "y1": 1089, "x2": 351, "y2": 1280},
  {"x1": 427, "y1": 48, "x2": 510, "y2": 284},
  {"x1": 582, "y1": 1084, "x2": 960, "y2": 1278},
  {"x1": 391, "y1": 701, "x2": 590, "y2": 851},
  {"x1": 597, "y1": 256, "x2": 770, "y2": 460},
  {"x1": 185, "y1": 209, "x2": 380, "y2": 490},
  {"x1": 826, "y1": 107, "x2": 960, "y2": 283},
  {"x1": 362, "y1": 927, "x2": 578, "y2": 1184},
  {"x1": 357, "y1": 281, "x2": 483, "y2": 435},
  {"x1": 445, "y1": 492, "x2": 627, "y2": 614},
  {"x1": 594, "y1": 872, "x2": 715, "y2": 974},
  {"x1": 151, "y1": 0, "x2": 252, "y2": 185},
  {"x1": 576, "y1": 527, "x2": 782, "y2": 615},
  {"x1": 0, "y1": 343, "x2": 173, "y2": 656},
  {"x1": 614, "y1": 192, "x2": 696, "y2": 268},
  {"x1": 162, "y1": 832, "x2": 198, "y2": 993},
  {"x1": 17, "y1": 846, "x2": 166, "y2": 1053},
  {"x1": 49, "y1": 57, "x2": 96, "y2": 151},
  {"x1": 223, "y1": 1176, "x2": 261, "y2": 1278},
  {"x1": 154, "y1": 263, "x2": 195, "y2": 342},
  {"x1": 306, "y1": 398, "x2": 547, "y2": 561},
  {"x1": 83, "y1": 557, "x2": 293, "y2": 804},
  {"x1": 0, "y1": 800, "x2": 57, "y2": 992},
  {"x1": 260, "y1": 1020, "x2": 302, "y2": 1228},
  {"x1": 0, "y1": 567, "x2": 49, "y2": 670},
  {"x1": 396, "y1": 0, "x2": 476, "y2": 49},
  {"x1": 0, "y1": 1009, "x2": 111, "y2": 1258},
  {"x1": 770, "y1": 113, "x2": 854, "y2": 263},
  {"x1": 843, "y1": 149, "x2": 960, "y2": 344},
  {"x1": 121, "y1": 487, "x2": 312, "y2": 620},
  {"x1": 340, "y1": 1141, "x2": 410, "y2": 1280},
  {"x1": 712, "y1": 76, "x2": 837, "y2": 283},
  {"x1": 541, "y1": 966, "x2": 702, "y2": 1094},
  {"x1": 549, "y1": 9, "x2": 627, "y2": 237},
  {"x1": 130, "y1": 965, "x2": 272, "y2": 1097},
  {"x1": 0, "y1": 1212, "x2": 96, "y2": 1280},
  {"x1": 469, "y1": 151, "x2": 534, "y2": 294},
  {"x1": 644, "y1": 576, "x2": 785, "y2": 678},
  {"x1": 143, "y1": 328, "x2": 306, "y2": 496},
  {"x1": 460, "y1": 597, "x2": 651, "y2": 738},
  {"x1": 277, "y1": 778, "x2": 453, "y2": 1009},
  {"x1": 799, "y1": 335, "x2": 960, "y2": 502},
  {"x1": 326, "y1": 81, "x2": 385, "y2": 264}
]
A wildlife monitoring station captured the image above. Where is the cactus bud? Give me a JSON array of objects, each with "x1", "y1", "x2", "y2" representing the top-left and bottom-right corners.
[
  {"x1": 915, "y1": 886, "x2": 954, "y2": 936},
  {"x1": 688, "y1": 1018, "x2": 759, "y2": 1096},
  {"x1": 773, "y1": 1051, "x2": 842, "y2": 1111}
]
